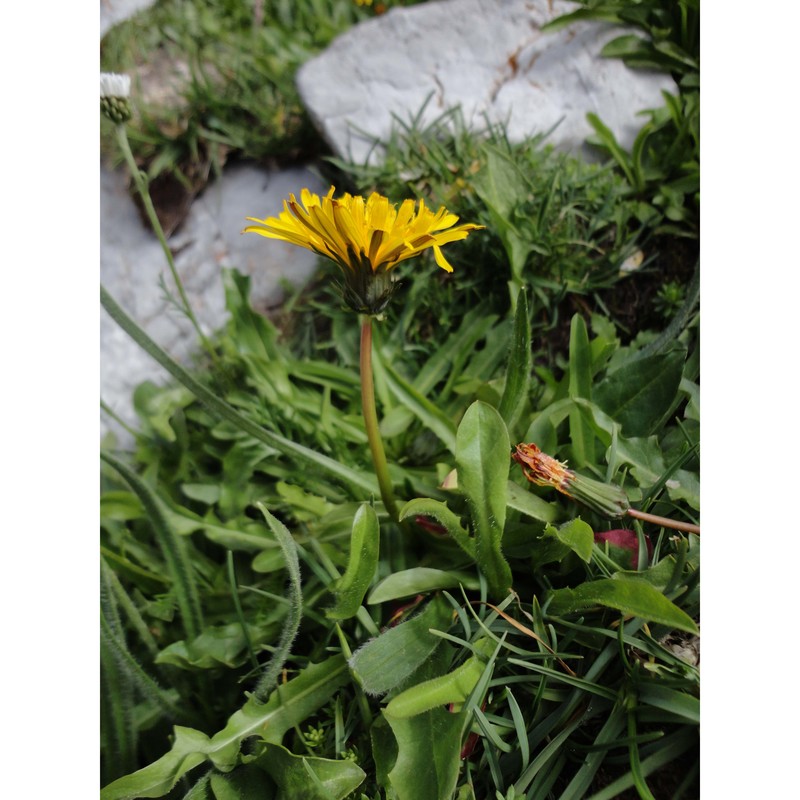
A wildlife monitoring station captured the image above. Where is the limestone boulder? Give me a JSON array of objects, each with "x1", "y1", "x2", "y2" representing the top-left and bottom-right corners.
[{"x1": 297, "y1": 0, "x2": 676, "y2": 164}]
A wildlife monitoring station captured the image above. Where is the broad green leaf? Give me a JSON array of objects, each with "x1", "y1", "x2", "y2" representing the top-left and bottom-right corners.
[
  {"x1": 181, "y1": 483, "x2": 221, "y2": 506},
  {"x1": 132, "y1": 382, "x2": 195, "y2": 442},
  {"x1": 680, "y1": 378, "x2": 700, "y2": 421},
  {"x1": 611, "y1": 434, "x2": 665, "y2": 488},
  {"x1": 600, "y1": 34, "x2": 650, "y2": 60},
  {"x1": 101, "y1": 656, "x2": 350, "y2": 799},
  {"x1": 384, "y1": 708, "x2": 466, "y2": 800},
  {"x1": 611, "y1": 435, "x2": 700, "y2": 510},
  {"x1": 506, "y1": 480, "x2": 560, "y2": 523},
  {"x1": 667, "y1": 469, "x2": 700, "y2": 511},
  {"x1": 456, "y1": 401, "x2": 512, "y2": 597},
  {"x1": 498, "y1": 290, "x2": 532, "y2": 432},
  {"x1": 370, "y1": 716, "x2": 398, "y2": 790},
  {"x1": 543, "y1": 518, "x2": 594, "y2": 563},
  {"x1": 327, "y1": 504, "x2": 380, "y2": 620},
  {"x1": 252, "y1": 548, "x2": 291, "y2": 574},
  {"x1": 101, "y1": 491, "x2": 145, "y2": 521},
  {"x1": 182, "y1": 774, "x2": 212, "y2": 800},
  {"x1": 209, "y1": 768, "x2": 275, "y2": 800},
  {"x1": 368, "y1": 567, "x2": 480, "y2": 605},
  {"x1": 155, "y1": 619, "x2": 281, "y2": 670},
  {"x1": 547, "y1": 578, "x2": 698, "y2": 634},
  {"x1": 385, "y1": 639, "x2": 494, "y2": 719},
  {"x1": 472, "y1": 145, "x2": 528, "y2": 217},
  {"x1": 349, "y1": 595, "x2": 453, "y2": 695},
  {"x1": 399, "y1": 497, "x2": 475, "y2": 559},
  {"x1": 275, "y1": 481, "x2": 335, "y2": 522},
  {"x1": 163, "y1": 501, "x2": 280, "y2": 552},
  {"x1": 594, "y1": 349, "x2": 686, "y2": 437},
  {"x1": 523, "y1": 397, "x2": 573, "y2": 449},
  {"x1": 211, "y1": 657, "x2": 350, "y2": 760},
  {"x1": 256, "y1": 743, "x2": 365, "y2": 800},
  {"x1": 568, "y1": 314, "x2": 595, "y2": 467},
  {"x1": 101, "y1": 726, "x2": 214, "y2": 800}
]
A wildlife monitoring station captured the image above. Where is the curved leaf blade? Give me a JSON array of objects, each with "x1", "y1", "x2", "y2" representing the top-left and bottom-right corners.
[
  {"x1": 456, "y1": 401, "x2": 512, "y2": 597},
  {"x1": 547, "y1": 578, "x2": 698, "y2": 634},
  {"x1": 327, "y1": 503, "x2": 380, "y2": 620}
]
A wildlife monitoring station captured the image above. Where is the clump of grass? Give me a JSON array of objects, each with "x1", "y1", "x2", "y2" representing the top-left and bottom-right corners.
[{"x1": 100, "y1": 0, "x2": 372, "y2": 192}]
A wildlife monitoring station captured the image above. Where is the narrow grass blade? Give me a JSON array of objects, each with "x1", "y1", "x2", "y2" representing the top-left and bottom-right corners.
[
  {"x1": 101, "y1": 451, "x2": 204, "y2": 640},
  {"x1": 557, "y1": 701, "x2": 626, "y2": 800},
  {"x1": 568, "y1": 313, "x2": 595, "y2": 467},
  {"x1": 100, "y1": 610, "x2": 185, "y2": 720}
]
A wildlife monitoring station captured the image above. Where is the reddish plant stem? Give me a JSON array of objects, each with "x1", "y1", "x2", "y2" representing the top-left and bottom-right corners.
[
  {"x1": 360, "y1": 317, "x2": 399, "y2": 522},
  {"x1": 626, "y1": 508, "x2": 700, "y2": 535}
]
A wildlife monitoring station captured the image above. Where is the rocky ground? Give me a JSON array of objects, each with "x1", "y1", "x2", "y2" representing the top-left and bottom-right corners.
[{"x1": 100, "y1": 0, "x2": 674, "y2": 447}]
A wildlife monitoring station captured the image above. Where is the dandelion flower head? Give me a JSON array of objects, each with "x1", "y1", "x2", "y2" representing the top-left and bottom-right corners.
[{"x1": 243, "y1": 187, "x2": 483, "y2": 314}]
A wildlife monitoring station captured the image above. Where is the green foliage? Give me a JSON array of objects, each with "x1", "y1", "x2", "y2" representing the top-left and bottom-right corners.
[
  {"x1": 334, "y1": 107, "x2": 650, "y2": 322},
  {"x1": 544, "y1": 0, "x2": 700, "y2": 237},
  {"x1": 326, "y1": 503, "x2": 380, "y2": 620},
  {"x1": 102, "y1": 271, "x2": 699, "y2": 797},
  {"x1": 101, "y1": 0, "x2": 360, "y2": 180},
  {"x1": 101, "y1": 1, "x2": 699, "y2": 793},
  {"x1": 455, "y1": 401, "x2": 513, "y2": 598}
]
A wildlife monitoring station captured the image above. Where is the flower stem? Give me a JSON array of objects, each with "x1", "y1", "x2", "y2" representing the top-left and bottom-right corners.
[
  {"x1": 359, "y1": 316, "x2": 399, "y2": 522},
  {"x1": 626, "y1": 508, "x2": 700, "y2": 535},
  {"x1": 114, "y1": 123, "x2": 219, "y2": 367}
]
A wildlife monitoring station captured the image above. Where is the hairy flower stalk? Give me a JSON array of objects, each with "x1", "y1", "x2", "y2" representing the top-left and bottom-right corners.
[
  {"x1": 512, "y1": 443, "x2": 700, "y2": 534},
  {"x1": 244, "y1": 187, "x2": 482, "y2": 520}
]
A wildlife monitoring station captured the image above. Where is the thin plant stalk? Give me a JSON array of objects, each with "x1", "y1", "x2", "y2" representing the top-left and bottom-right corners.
[
  {"x1": 359, "y1": 315, "x2": 399, "y2": 522},
  {"x1": 626, "y1": 508, "x2": 700, "y2": 535},
  {"x1": 114, "y1": 124, "x2": 219, "y2": 366}
]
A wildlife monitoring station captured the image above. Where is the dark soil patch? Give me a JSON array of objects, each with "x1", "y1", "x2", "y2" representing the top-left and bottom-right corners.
[{"x1": 535, "y1": 234, "x2": 699, "y2": 360}]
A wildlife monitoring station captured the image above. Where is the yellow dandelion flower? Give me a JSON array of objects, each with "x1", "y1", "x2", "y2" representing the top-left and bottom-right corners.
[{"x1": 243, "y1": 187, "x2": 483, "y2": 314}]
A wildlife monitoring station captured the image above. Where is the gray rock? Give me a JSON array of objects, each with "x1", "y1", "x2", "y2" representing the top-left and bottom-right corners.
[
  {"x1": 100, "y1": 0, "x2": 158, "y2": 38},
  {"x1": 101, "y1": 163, "x2": 327, "y2": 446},
  {"x1": 297, "y1": 0, "x2": 676, "y2": 165}
]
